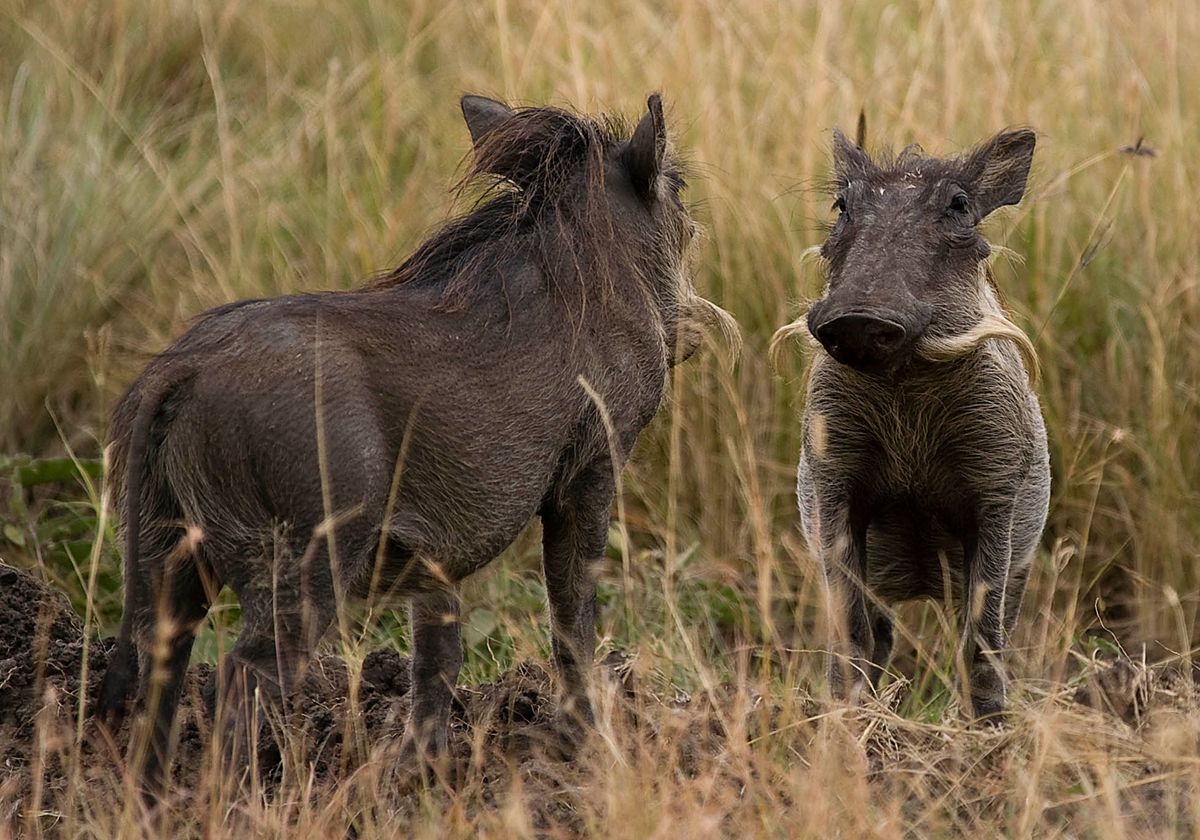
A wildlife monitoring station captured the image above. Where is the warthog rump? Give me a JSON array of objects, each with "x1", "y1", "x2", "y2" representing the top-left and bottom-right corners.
[
  {"x1": 95, "y1": 92, "x2": 737, "y2": 795},
  {"x1": 774, "y1": 127, "x2": 1050, "y2": 718}
]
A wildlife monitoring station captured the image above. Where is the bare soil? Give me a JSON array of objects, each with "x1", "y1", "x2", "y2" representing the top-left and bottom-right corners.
[{"x1": 0, "y1": 562, "x2": 673, "y2": 832}]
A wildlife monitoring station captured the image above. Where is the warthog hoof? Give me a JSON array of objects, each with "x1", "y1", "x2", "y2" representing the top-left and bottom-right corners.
[
  {"x1": 827, "y1": 655, "x2": 876, "y2": 706},
  {"x1": 393, "y1": 720, "x2": 459, "y2": 788},
  {"x1": 963, "y1": 663, "x2": 1007, "y2": 724}
]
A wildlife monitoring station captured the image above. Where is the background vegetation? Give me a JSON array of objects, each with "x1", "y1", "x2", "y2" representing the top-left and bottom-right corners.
[{"x1": 1, "y1": 0, "x2": 1197, "y2": 836}]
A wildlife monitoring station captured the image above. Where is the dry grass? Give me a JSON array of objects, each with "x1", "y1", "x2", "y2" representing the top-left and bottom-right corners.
[{"x1": 1, "y1": 0, "x2": 1199, "y2": 836}]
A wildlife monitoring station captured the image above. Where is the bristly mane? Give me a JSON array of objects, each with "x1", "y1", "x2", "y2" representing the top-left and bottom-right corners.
[
  {"x1": 370, "y1": 105, "x2": 634, "y2": 308},
  {"x1": 827, "y1": 139, "x2": 995, "y2": 194}
]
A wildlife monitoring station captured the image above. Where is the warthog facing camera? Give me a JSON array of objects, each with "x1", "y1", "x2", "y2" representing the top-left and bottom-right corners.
[{"x1": 774, "y1": 127, "x2": 1049, "y2": 718}]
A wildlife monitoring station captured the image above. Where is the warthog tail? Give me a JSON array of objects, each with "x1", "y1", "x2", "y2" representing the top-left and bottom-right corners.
[{"x1": 94, "y1": 375, "x2": 183, "y2": 728}]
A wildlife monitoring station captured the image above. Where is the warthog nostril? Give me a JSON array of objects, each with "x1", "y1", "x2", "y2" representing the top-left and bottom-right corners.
[
  {"x1": 866, "y1": 320, "x2": 905, "y2": 353},
  {"x1": 814, "y1": 314, "x2": 909, "y2": 370}
]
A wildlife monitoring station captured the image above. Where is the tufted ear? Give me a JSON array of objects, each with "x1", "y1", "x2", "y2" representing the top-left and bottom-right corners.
[
  {"x1": 960, "y1": 128, "x2": 1036, "y2": 218},
  {"x1": 460, "y1": 94, "x2": 514, "y2": 147},
  {"x1": 626, "y1": 93, "x2": 666, "y2": 202},
  {"x1": 831, "y1": 127, "x2": 875, "y2": 183}
]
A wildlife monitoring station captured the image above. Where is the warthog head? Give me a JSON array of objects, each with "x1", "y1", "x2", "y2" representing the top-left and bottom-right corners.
[
  {"x1": 451, "y1": 93, "x2": 739, "y2": 366},
  {"x1": 804, "y1": 128, "x2": 1036, "y2": 375}
]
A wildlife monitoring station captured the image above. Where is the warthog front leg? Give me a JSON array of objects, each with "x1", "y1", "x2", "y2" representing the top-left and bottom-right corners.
[
  {"x1": 959, "y1": 510, "x2": 1016, "y2": 720},
  {"x1": 867, "y1": 607, "x2": 895, "y2": 688},
  {"x1": 540, "y1": 464, "x2": 612, "y2": 739},
  {"x1": 406, "y1": 587, "x2": 463, "y2": 758},
  {"x1": 819, "y1": 501, "x2": 877, "y2": 703}
]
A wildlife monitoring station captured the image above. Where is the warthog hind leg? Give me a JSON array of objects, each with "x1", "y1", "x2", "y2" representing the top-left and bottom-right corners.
[
  {"x1": 209, "y1": 541, "x2": 337, "y2": 777},
  {"x1": 133, "y1": 554, "x2": 211, "y2": 799}
]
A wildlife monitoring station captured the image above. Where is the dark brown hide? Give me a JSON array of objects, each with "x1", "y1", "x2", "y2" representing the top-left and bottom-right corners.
[{"x1": 95, "y1": 93, "x2": 727, "y2": 795}]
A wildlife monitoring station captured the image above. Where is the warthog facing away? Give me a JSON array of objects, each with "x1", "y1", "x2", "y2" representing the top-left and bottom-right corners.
[
  {"x1": 96, "y1": 93, "x2": 737, "y2": 792},
  {"x1": 774, "y1": 128, "x2": 1049, "y2": 718}
]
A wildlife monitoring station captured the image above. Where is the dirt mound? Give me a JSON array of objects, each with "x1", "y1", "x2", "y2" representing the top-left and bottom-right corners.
[
  {"x1": 0, "y1": 561, "x2": 609, "y2": 830},
  {"x1": 0, "y1": 563, "x2": 109, "y2": 750}
]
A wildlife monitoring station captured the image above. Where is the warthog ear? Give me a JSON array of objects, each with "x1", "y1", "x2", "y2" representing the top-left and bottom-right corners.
[
  {"x1": 962, "y1": 128, "x2": 1036, "y2": 218},
  {"x1": 460, "y1": 94, "x2": 514, "y2": 147},
  {"x1": 831, "y1": 127, "x2": 874, "y2": 184},
  {"x1": 626, "y1": 93, "x2": 666, "y2": 202}
]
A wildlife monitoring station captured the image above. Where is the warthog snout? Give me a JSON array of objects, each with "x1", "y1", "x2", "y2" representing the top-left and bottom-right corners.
[
  {"x1": 808, "y1": 301, "x2": 933, "y2": 372},
  {"x1": 813, "y1": 313, "x2": 907, "y2": 370}
]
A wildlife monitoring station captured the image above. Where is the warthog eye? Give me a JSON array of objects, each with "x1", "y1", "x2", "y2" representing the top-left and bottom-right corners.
[
  {"x1": 831, "y1": 195, "x2": 849, "y2": 229},
  {"x1": 947, "y1": 191, "x2": 971, "y2": 217}
]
